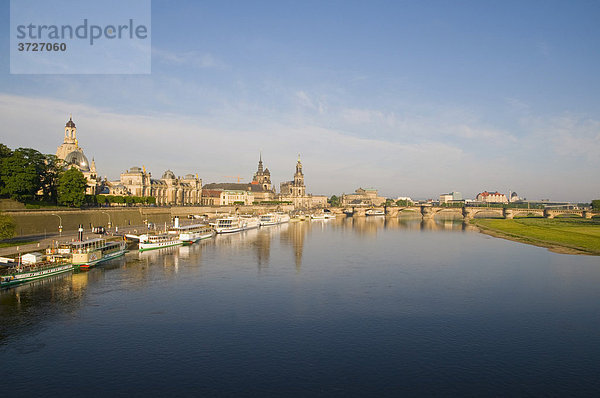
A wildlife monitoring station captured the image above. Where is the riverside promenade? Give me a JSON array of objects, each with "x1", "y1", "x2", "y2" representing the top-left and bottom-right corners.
[{"x1": 0, "y1": 224, "x2": 148, "y2": 258}]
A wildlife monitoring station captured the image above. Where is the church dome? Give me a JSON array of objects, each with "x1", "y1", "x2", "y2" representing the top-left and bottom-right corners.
[
  {"x1": 66, "y1": 117, "x2": 76, "y2": 128},
  {"x1": 264, "y1": 168, "x2": 270, "y2": 175},
  {"x1": 64, "y1": 150, "x2": 90, "y2": 171},
  {"x1": 162, "y1": 170, "x2": 176, "y2": 180}
]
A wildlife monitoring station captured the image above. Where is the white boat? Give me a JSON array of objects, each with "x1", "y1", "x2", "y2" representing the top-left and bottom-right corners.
[
  {"x1": 365, "y1": 209, "x2": 385, "y2": 216},
  {"x1": 259, "y1": 213, "x2": 291, "y2": 226},
  {"x1": 290, "y1": 214, "x2": 308, "y2": 222},
  {"x1": 1, "y1": 256, "x2": 74, "y2": 289},
  {"x1": 139, "y1": 233, "x2": 183, "y2": 251},
  {"x1": 67, "y1": 237, "x2": 127, "y2": 268},
  {"x1": 241, "y1": 215, "x2": 260, "y2": 230},
  {"x1": 171, "y1": 223, "x2": 215, "y2": 244},
  {"x1": 311, "y1": 211, "x2": 336, "y2": 220},
  {"x1": 277, "y1": 213, "x2": 291, "y2": 223},
  {"x1": 211, "y1": 216, "x2": 245, "y2": 234}
]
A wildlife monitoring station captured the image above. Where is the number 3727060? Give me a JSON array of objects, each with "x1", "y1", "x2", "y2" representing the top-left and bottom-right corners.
[{"x1": 18, "y1": 42, "x2": 67, "y2": 51}]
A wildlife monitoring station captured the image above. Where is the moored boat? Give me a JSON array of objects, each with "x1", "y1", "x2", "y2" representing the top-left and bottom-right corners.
[
  {"x1": 67, "y1": 237, "x2": 127, "y2": 268},
  {"x1": 311, "y1": 210, "x2": 335, "y2": 220},
  {"x1": 365, "y1": 209, "x2": 385, "y2": 216},
  {"x1": 241, "y1": 215, "x2": 260, "y2": 230},
  {"x1": 259, "y1": 213, "x2": 291, "y2": 226},
  {"x1": 211, "y1": 216, "x2": 245, "y2": 234},
  {"x1": 1, "y1": 256, "x2": 74, "y2": 289},
  {"x1": 175, "y1": 223, "x2": 215, "y2": 244},
  {"x1": 138, "y1": 233, "x2": 183, "y2": 251}
]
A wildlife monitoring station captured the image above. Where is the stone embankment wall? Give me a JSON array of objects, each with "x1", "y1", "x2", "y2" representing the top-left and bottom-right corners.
[{"x1": 4, "y1": 204, "x2": 296, "y2": 237}]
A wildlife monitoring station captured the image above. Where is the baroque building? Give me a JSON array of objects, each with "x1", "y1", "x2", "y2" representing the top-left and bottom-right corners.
[
  {"x1": 252, "y1": 152, "x2": 272, "y2": 191},
  {"x1": 341, "y1": 188, "x2": 386, "y2": 206},
  {"x1": 108, "y1": 166, "x2": 202, "y2": 205},
  {"x1": 476, "y1": 191, "x2": 508, "y2": 204},
  {"x1": 201, "y1": 153, "x2": 277, "y2": 204},
  {"x1": 55, "y1": 116, "x2": 100, "y2": 195},
  {"x1": 280, "y1": 155, "x2": 327, "y2": 209},
  {"x1": 250, "y1": 153, "x2": 276, "y2": 202}
]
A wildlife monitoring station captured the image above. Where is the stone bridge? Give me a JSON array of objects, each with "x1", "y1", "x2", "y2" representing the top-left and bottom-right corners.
[{"x1": 338, "y1": 206, "x2": 596, "y2": 219}]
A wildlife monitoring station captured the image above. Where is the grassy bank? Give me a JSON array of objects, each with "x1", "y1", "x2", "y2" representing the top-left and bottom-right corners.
[{"x1": 471, "y1": 217, "x2": 600, "y2": 255}]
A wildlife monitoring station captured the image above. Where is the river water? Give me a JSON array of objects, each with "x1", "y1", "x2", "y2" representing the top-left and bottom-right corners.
[{"x1": 1, "y1": 217, "x2": 600, "y2": 396}]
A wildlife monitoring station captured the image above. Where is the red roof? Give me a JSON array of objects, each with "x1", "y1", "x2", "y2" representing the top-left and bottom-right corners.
[
  {"x1": 478, "y1": 191, "x2": 505, "y2": 197},
  {"x1": 202, "y1": 189, "x2": 222, "y2": 198}
]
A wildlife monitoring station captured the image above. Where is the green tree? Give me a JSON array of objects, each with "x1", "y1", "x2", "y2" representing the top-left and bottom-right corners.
[
  {"x1": 328, "y1": 195, "x2": 341, "y2": 207},
  {"x1": 0, "y1": 143, "x2": 11, "y2": 160},
  {"x1": 0, "y1": 144, "x2": 12, "y2": 195},
  {"x1": 58, "y1": 167, "x2": 88, "y2": 207},
  {"x1": 0, "y1": 212, "x2": 16, "y2": 240},
  {"x1": 592, "y1": 200, "x2": 600, "y2": 210},
  {"x1": 85, "y1": 194, "x2": 97, "y2": 206},
  {"x1": 96, "y1": 195, "x2": 108, "y2": 206},
  {"x1": 41, "y1": 154, "x2": 64, "y2": 203},
  {"x1": 0, "y1": 147, "x2": 46, "y2": 201},
  {"x1": 396, "y1": 199, "x2": 412, "y2": 206}
]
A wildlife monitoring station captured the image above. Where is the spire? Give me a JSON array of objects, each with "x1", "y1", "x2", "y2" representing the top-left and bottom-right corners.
[
  {"x1": 66, "y1": 115, "x2": 76, "y2": 128},
  {"x1": 257, "y1": 151, "x2": 264, "y2": 174},
  {"x1": 296, "y1": 154, "x2": 303, "y2": 175}
]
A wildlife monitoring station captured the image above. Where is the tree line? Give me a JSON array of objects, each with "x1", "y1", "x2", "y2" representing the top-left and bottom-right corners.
[{"x1": 0, "y1": 143, "x2": 88, "y2": 207}]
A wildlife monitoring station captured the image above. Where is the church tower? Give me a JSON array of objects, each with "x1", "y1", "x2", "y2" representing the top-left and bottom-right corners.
[
  {"x1": 252, "y1": 152, "x2": 272, "y2": 191},
  {"x1": 56, "y1": 116, "x2": 81, "y2": 160},
  {"x1": 65, "y1": 115, "x2": 77, "y2": 143},
  {"x1": 293, "y1": 154, "x2": 306, "y2": 197},
  {"x1": 55, "y1": 115, "x2": 99, "y2": 195}
]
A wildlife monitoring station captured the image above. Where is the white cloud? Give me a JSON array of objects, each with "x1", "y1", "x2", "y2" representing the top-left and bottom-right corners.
[{"x1": 0, "y1": 93, "x2": 597, "y2": 201}]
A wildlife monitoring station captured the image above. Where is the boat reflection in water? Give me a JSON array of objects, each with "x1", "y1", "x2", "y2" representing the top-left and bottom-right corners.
[{"x1": 3, "y1": 214, "x2": 600, "y2": 397}]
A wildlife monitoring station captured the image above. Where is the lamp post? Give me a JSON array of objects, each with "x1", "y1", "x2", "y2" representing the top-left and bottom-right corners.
[
  {"x1": 101, "y1": 211, "x2": 112, "y2": 228},
  {"x1": 51, "y1": 213, "x2": 63, "y2": 237}
]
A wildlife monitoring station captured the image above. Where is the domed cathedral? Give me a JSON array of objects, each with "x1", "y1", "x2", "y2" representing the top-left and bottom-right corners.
[{"x1": 55, "y1": 116, "x2": 99, "y2": 195}]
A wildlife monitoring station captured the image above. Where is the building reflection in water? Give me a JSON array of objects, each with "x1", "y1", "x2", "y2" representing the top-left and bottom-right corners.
[
  {"x1": 280, "y1": 221, "x2": 311, "y2": 272},
  {"x1": 0, "y1": 214, "x2": 478, "y2": 347}
]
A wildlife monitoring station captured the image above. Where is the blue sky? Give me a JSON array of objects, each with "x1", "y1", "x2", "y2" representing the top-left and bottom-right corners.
[{"x1": 1, "y1": 0, "x2": 599, "y2": 201}]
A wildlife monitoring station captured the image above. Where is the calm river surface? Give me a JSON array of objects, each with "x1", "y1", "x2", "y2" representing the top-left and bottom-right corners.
[{"x1": 2, "y1": 217, "x2": 600, "y2": 397}]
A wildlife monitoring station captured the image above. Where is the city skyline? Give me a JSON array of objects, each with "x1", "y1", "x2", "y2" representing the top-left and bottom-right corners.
[{"x1": 1, "y1": 1, "x2": 599, "y2": 201}]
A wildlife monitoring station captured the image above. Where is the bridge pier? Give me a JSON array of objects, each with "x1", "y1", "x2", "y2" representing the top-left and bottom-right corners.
[
  {"x1": 421, "y1": 206, "x2": 436, "y2": 219},
  {"x1": 503, "y1": 209, "x2": 514, "y2": 219},
  {"x1": 462, "y1": 207, "x2": 474, "y2": 220},
  {"x1": 353, "y1": 208, "x2": 367, "y2": 217},
  {"x1": 583, "y1": 211, "x2": 593, "y2": 219},
  {"x1": 385, "y1": 207, "x2": 399, "y2": 217}
]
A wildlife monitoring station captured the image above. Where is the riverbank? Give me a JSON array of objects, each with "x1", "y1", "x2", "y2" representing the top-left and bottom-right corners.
[{"x1": 471, "y1": 217, "x2": 600, "y2": 255}]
